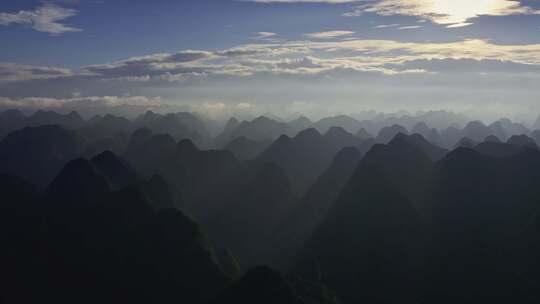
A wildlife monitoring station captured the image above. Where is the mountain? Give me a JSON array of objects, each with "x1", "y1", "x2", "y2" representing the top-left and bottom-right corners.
[
  {"x1": 484, "y1": 135, "x2": 502, "y2": 143},
  {"x1": 294, "y1": 162, "x2": 426, "y2": 304},
  {"x1": 274, "y1": 147, "x2": 363, "y2": 270},
  {"x1": 488, "y1": 121, "x2": 508, "y2": 141},
  {"x1": 462, "y1": 121, "x2": 493, "y2": 142},
  {"x1": 28, "y1": 110, "x2": 86, "y2": 129},
  {"x1": 424, "y1": 148, "x2": 540, "y2": 302},
  {"x1": 0, "y1": 155, "x2": 231, "y2": 304},
  {"x1": 355, "y1": 128, "x2": 373, "y2": 141},
  {"x1": 496, "y1": 118, "x2": 530, "y2": 137},
  {"x1": 440, "y1": 126, "x2": 463, "y2": 149},
  {"x1": 507, "y1": 134, "x2": 538, "y2": 149},
  {"x1": 204, "y1": 162, "x2": 298, "y2": 268},
  {"x1": 454, "y1": 137, "x2": 478, "y2": 149},
  {"x1": 315, "y1": 115, "x2": 362, "y2": 134},
  {"x1": 219, "y1": 116, "x2": 292, "y2": 143},
  {"x1": 288, "y1": 116, "x2": 314, "y2": 135},
  {"x1": 533, "y1": 116, "x2": 540, "y2": 131},
  {"x1": 531, "y1": 130, "x2": 540, "y2": 145},
  {"x1": 224, "y1": 136, "x2": 271, "y2": 160},
  {"x1": 210, "y1": 266, "x2": 303, "y2": 304},
  {"x1": 124, "y1": 133, "x2": 177, "y2": 178},
  {"x1": 376, "y1": 124, "x2": 409, "y2": 144},
  {"x1": 0, "y1": 125, "x2": 85, "y2": 189}
]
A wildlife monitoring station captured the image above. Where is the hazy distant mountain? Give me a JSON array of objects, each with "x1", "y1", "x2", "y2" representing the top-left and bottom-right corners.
[
  {"x1": 224, "y1": 136, "x2": 271, "y2": 160},
  {"x1": 375, "y1": 124, "x2": 409, "y2": 144},
  {"x1": 355, "y1": 128, "x2": 373, "y2": 141},
  {"x1": 28, "y1": 110, "x2": 85, "y2": 129},
  {"x1": 533, "y1": 116, "x2": 540, "y2": 131},
  {"x1": 288, "y1": 116, "x2": 314, "y2": 135},
  {"x1": 531, "y1": 130, "x2": 540, "y2": 145},
  {"x1": 440, "y1": 126, "x2": 463, "y2": 149},
  {"x1": 0, "y1": 125, "x2": 85, "y2": 189},
  {"x1": 219, "y1": 116, "x2": 292, "y2": 144},
  {"x1": 258, "y1": 127, "x2": 370, "y2": 195},
  {"x1": 315, "y1": 115, "x2": 362, "y2": 134},
  {"x1": 497, "y1": 118, "x2": 530, "y2": 137},
  {"x1": 462, "y1": 121, "x2": 493, "y2": 142}
]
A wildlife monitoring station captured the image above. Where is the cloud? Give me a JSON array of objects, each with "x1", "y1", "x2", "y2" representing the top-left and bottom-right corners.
[
  {"x1": 398, "y1": 25, "x2": 423, "y2": 29},
  {"x1": 349, "y1": 0, "x2": 540, "y2": 27},
  {"x1": 0, "y1": 3, "x2": 81, "y2": 35},
  {"x1": 252, "y1": 32, "x2": 278, "y2": 40},
  {"x1": 304, "y1": 30, "x2": 355, "y2": 39},
  {"x1": 0, "y1": 95, "x2": 161, "y2": 117},
  {"x1": 372, "y1": 23, "x2": 401, "y2": 28},
  {"x1": 0, "y1": 63, "x2": 72, "y2": 82},
  {"x1": 246, "y1": 0, "x2": 359, "y2": 3}
]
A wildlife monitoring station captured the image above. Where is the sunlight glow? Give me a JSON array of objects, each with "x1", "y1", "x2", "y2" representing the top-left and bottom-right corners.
[{"x1": 363, "y1": 0, "x2": 537, "y2": 27}]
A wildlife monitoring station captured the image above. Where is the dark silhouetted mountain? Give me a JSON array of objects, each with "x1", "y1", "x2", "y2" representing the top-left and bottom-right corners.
[
  {"x1": 474, "y1": 141, "x2": 529, "y2": 158},
  {"x1": 210, "y1": 266, "x2": 302, "y2": 304},
  {"x1": 454, "y1": 137, "x2": 478, "y2": 149},
  {"x1": 376, "y1": 124, "x2": 409, "y2": 144},
  {"x1": 275, "y1": 147, "x2": 363, "y2": 270},
  {"x1": 294, "y1": 162, "x2": 426, "y2": 304},
  {"x1": 124, "y1": 133, "x2": 177, "y2": 178},
  {"x1": 0, "y1": 156, "x2": 230, "y2": 304},
  {"x1": 0, "y1": 125, "x2": 85, "y2": 189},
  {"x1": 507, "y1": 134, "x2": 538, "y2": 149},
  {"x1": 28, "y1": 110, "x2": 85, "y2": 129},
  {"x1": 362, "y1": 133, "x2": 435, "y2": 210},
  {"x1": 315, "y1": 115, "x2": 361, "y2": 134},
  {"x1": 205, "y1": 162, "x2": 297, "y2": 268},
  {"x1": 462, "y1": 121, "x2": 493, "y2": 142},
  {"x1": 0, "y1": 109, "x2": 26, "y2": 136},
  {"x1": 484, "y1": 134, "x2": 502, "y2": 143},
  {"x1": 158, "y1": 139, "x2": 238, "y2": 210},
  {"x1": 355, "y1": 128, "x2": 373, "y2": 140},
  {"x1": 224, "y1": 136, "x2": 271, "y2": 160},
  {"x1": 424, "y1": 148, "x2": 540, "y2": 302}
]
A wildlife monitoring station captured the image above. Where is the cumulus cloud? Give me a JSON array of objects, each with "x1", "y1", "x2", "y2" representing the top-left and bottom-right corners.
[
  {"x1": 0, "y1": 3, "x2": 81, "y2": 35},
  {"x1": 350, "y1": 0, "x2": 540, "y2": 28}
]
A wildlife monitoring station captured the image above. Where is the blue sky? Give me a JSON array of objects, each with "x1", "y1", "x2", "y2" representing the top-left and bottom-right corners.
[{"x1": 1, "y1": 0, "x2": 540, "y2": 122}]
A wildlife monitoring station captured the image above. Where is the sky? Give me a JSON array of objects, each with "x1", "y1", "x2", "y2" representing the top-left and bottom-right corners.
[{"x1": 1, "y1": 0, "x2": 540, "y2": 122}]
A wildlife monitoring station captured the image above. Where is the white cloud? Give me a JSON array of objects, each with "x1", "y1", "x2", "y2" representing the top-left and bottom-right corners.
[
  {"x1": 0, "y1": 63, "x2": 72, "y2": 82},
  {"x1": 0, "y1": 3, "x2": 81, "y2": 35},
  {"x1": 246, "y1": 0, "x2": 359, "y2": 3},
  {"x1": 304, "y1": 30, "x2": 355, "y2": 39},
  {"x1": 349, "y1": 0, "x2": 540, "y2": 27},
  {"x1": 398, "y1": 25, "x2": 423, "y2": 29},
  {"x1": 372, "y1": 23, "x2": 401, "y2": 28}
]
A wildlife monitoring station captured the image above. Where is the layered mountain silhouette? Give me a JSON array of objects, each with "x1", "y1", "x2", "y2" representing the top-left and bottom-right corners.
[{"x1": 3, "y1": 109, "x2": 540, "y2": 303}]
